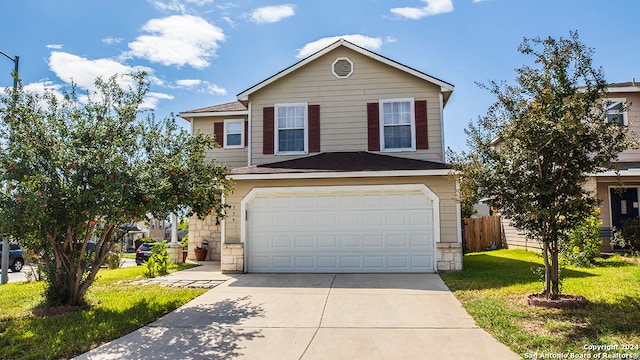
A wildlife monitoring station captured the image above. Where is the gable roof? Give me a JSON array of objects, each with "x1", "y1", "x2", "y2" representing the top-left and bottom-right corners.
[
  {"x1": 236, "y1": 39, "x2": 454, "y2": 105},
  {"x1": 180, "y1": 101, "x2": 248, "y2": 118},
  {"x1": 231, "y1": 151, "x2": 451, "y2": 176}
]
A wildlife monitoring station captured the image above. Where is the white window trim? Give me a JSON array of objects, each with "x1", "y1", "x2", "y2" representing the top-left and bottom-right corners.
[
  {"x1": 604, "y1": 98, "x2": 628, "y2": 125},
  {"x1": 378, "y1": 98, "x2": 416, "y2": 152},
  {"x1": 274, "y1": 102, "x2": 308, "y2": 155},
  {"x1": 223, "y1": 119, "x2": 245, "y2": 149}
]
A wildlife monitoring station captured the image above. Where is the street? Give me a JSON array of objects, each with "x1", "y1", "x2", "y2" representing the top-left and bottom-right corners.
[{"x1": 4, "y1": 258, "x2": 137, "y2": 284}]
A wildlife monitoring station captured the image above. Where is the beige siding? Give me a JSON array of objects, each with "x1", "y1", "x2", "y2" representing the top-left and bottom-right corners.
[
  {"x1": 248, "y1": 47, "x2": 445, "y2": 165},
  {"x1": 216, "y1": 175, "x2": 459, "y2": 246},
  {"x1": 191, "y1": 116, "x2": 248, "y2": 168},
  {"x1": 500, "y1": 216, "x2": 542, "y2": 252},
  {"x1": 614, "y1": 92, "x2": 640, "y2": 162}
]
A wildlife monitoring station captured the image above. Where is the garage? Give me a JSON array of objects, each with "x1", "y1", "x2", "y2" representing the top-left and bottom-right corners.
[{"x1": 242, "y1": 184, "x2": 438, "y2": 273}]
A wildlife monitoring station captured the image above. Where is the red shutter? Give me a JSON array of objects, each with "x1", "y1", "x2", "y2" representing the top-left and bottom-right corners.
[
  {"x1": 415, "y1": 100, "x2": 428, "y2": 150},
  {"x1": 213, "y1": 122, "x2": 224, "y2": 147},
  {"x1": 308, "y1": 104, "x2": 320, "y2": 153},
  {"x1": 244, "y1": 120, "x2": 248, "y2": 147},
  {"x1": 367, "y1": 102, "x2": 380, "y2": 151},
  {"x1": 263, "y1": 107, "x2": 274, "y2": 155}
]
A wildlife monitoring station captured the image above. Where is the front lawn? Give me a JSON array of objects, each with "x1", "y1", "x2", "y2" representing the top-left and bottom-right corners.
[
  {"x1": 0, "y1": 263, "x2": 206, "y2": 359},
  {"x1": 440, "y1": 249, "x2": 640, "y2": 357}
]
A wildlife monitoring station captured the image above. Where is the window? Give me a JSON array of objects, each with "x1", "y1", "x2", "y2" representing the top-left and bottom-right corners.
[
  {"x1": 275, "y1": 103, "x2": 308, "y2": 154},
  {"x1": 224, "y1": 119, "x2": 245, "y2": 148},
  {"x1": 605, "y1": 98, "x2": 627, "y2": 125},
  {"x1": 379, "y1": 98, "x2": 416, "y2": 151}
]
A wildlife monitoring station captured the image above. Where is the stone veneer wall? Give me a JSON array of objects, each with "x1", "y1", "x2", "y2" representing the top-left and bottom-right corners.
[
  {"x1": 188, "y1": 214, "x2": 221, "y2": 261},
  {"x1": 436, "y1": 243, "x2": 463, "y2": 271},
  {"x1": 221, "y1": 243, "x2": 244, "y2": 273}
]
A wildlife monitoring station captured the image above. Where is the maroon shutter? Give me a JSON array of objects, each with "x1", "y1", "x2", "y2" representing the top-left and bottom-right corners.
[
  {"x1": 213, "y1": 122, "x2": 224, "y2": 147},
  {"x1": 367, "y1": 102, "x2": 380, "y2": 151},
  {"x1": 415, "y1": 100, "x2": 428, "y2": 150},
  {"x1": 263, "y1": 107, "x2": 274, "y2": 155},
  {"x1": 244, "y1": 120, "x2": 248, "y2": 147},
  {"x1": 308, "y1": 104, "x2": 320, "y2": 153}
]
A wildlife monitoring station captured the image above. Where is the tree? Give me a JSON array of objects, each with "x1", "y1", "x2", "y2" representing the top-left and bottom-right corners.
[
  {"x1": 455, "y1": 32, "x2": 631, "y2": 299},
  {"x1": 0, "y1": 73, "x2": 232, "y2": 306}
]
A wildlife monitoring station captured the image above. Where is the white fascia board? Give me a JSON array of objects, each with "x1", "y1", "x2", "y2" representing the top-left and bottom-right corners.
[
  {"x1": 607, "y1": 87, "x2": 640, "y2": 93},
  {"x1": 590, "y1": 169, "x2": 640, "y2": 177},
  {"x1": 231, "y1": 169, "x2": 453, "y2": 180},
  {"x1": 179, "y1": 110, "x2": 249, "y2": 120}
]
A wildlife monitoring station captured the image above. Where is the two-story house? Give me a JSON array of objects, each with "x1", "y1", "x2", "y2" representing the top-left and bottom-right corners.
[{"x1": 179, "y1": 39, "x2": 461, "y2": 273}]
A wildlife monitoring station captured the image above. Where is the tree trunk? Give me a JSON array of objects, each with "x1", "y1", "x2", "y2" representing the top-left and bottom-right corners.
[
  {"x1": 542, "y1": 241, "x2": 551, "y2": 296},
  {"x1": 550, "y1": 240, "x2": 560, "y2": 300}
]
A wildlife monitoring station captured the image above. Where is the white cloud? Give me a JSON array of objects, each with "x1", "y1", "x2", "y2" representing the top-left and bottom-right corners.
[
  {"x1": 148, "y1": 0, "x2": 186, "y2": 13},
  {"x1": 126, "y1": 15, "x2": 225, "y2": 69},
  {"x1": 251, "y1": 5, "x2": 295, "y2": 24},
  {"x1": 176, "y1": 79, "x2": 202, "y2": 87},
  {"x1": 102, "y1": 37, "x2": 124, "y2": 45},
  {"x1": 186, "y1": 0, "x2": 214, "y2": 5},
  {"x1": 391, "y1": 0, "x2": 454, "y2": 20},
  {"x1": 205, "y1": 83, "x2": 226, "y2": 95},
  {"x1": 141, "y1": 92, "x2": 175, "y2": 109},
  {"x1": 48, "y1": 51, "x2": 152, "y2": 91},
  {"x1": 46, "y1": 44, "x2": 63, "y2": 49},
  {"x1": 296, "y1": 35, "x2": 383, "y2": 59}
]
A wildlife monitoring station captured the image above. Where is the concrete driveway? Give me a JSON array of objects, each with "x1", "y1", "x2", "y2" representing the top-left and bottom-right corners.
[{"x1": 75, "y1": 273, "x2": 518, "y2": 359}]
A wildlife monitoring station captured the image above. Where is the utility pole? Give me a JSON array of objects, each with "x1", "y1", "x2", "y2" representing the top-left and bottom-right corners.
[{"x1": 0, "y1": 49, "x2": 19, "y2": 285}]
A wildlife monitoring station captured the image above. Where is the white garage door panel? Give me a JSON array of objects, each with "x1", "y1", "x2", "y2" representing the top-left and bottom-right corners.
[{"x1": 246, "y1": 189, "x2": 435, "y2": 273}]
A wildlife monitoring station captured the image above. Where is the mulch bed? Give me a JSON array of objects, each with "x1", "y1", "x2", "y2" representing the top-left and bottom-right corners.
[{"x1": 526, "y1": 293, "x2": 588, "y2": 309}]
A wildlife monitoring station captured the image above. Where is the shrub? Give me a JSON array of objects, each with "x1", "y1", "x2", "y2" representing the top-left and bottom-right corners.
[
  {"x1": 105, "y1": 244, "x2": 123, "y2": 269},
  {"x1": 144, "y1": 241, "x2": 169, "y2": 278},
  {"x1": 614, "y1": 217, "x2": 640, "y2": 255},
  {"x1": 560, "y1": 211, "x2": 602, "y2": 266}
]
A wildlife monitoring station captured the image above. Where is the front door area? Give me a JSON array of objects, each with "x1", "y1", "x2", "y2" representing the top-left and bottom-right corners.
[{"x1": 610, "y1": 187, "x2": 639, "y2": 230}]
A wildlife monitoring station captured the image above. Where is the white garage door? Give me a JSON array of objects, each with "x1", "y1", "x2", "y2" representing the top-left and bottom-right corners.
[{"x1": 245, "y1": 185, "x2": 435, "y2": 273}]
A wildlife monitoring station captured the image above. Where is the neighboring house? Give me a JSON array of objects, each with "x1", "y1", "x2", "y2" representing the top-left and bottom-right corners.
[
  {"x1": 500, "y1": 81, "x2": 640, "y2": 252},
  {"x1": 590, "y1": 81, "x2": 640, "y2": 251},
  {"x1": 180, "y1": 39, "x2": 462, "y2": 273}
]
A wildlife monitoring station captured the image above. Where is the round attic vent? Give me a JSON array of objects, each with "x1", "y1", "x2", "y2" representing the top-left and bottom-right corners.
[{"x1": 332, "y1": 57, "x2": 354, "y2": 78}]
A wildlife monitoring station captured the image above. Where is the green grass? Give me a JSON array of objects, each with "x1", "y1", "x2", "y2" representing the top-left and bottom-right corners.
[
  {"x1": 121, "y1": 253, "x2": 136, "y2": 259},
  {"x1": 440, "y1": 249, "x2": 640, "y2": 356},
  {"x1": 0, "y1": 263, "x2": 206, "y2": 359}
]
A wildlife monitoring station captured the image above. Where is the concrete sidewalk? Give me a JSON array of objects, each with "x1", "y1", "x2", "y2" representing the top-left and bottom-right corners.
[{"x1": 75, "y1": 270, "x2": 519, "y2": 360}]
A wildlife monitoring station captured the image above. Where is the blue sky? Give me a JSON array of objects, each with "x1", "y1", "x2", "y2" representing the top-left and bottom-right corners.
[{"x1": 1, "y1": 0, "x2": 639, "y2": 152}]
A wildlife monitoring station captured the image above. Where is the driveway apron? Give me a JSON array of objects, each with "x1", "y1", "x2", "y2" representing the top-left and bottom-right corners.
[{"x1": 75, "y1": 273, "x2": 518, "y2": 359}]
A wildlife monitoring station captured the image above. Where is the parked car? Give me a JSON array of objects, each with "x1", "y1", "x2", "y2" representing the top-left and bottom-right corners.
[
  {"x1": 135, "y1": 242, "x2": 160, "y2": 265},
  {"x1": 0, "y1": 242, "x2": 25, "y2": 272}
]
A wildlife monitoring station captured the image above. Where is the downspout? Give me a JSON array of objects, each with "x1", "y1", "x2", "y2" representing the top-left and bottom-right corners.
[
  {"x1": 247, "y1": 101, "x2": 252, "y2": 166},
  {"x1": 440, "y1": 93, "x2": 446, "y2": 163}
]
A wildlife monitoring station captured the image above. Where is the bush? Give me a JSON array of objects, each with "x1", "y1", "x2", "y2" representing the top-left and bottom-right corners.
[
  {"x1": 105, "y1": 244, "x2": 123, "y2": 269},
  {"x1": 560, "y1": 211, "x2": 602, "y2": 266},
  {"x1": 144, "y1": 241, "x2": 169, "y2": 278},
  {"x1": 614, "y1": 217, "x2": 640, "y2": 255}
]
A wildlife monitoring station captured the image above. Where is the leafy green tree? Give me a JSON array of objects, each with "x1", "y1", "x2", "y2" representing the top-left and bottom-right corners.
[
  {"x1": 456, "y1": 32, "x2": 631, "y2": 299},
  {"x1": 0, "y1": 73, "x2": 232, "y2": 306}
]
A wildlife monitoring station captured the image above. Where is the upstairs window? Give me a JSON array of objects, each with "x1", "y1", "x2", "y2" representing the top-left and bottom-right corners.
[
  {"x1": 275, "y1": 103, "x2": 308, "y2": 154},
  {"x1": 224, "y1": 119, "x2": 245, "y2": 148},
  {"x1": 605, "y1": 98, "x2": 627, "y2": 125},
  {"x1": 379, "y1": 98, "x2": 416, "y2": 151}
]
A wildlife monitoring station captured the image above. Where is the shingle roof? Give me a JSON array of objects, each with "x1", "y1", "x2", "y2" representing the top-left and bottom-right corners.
[
  {"x1": 181, "y1": 101, "x2": 247, "y2": 114},
  {"x1": 231, "y1": 151, "x2": 451, "y2": 175}
]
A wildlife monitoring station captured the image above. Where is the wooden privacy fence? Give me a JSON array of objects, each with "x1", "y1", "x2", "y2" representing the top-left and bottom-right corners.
[{"x1": 463, "y1": 216, "x2": 503, "y2": 253}]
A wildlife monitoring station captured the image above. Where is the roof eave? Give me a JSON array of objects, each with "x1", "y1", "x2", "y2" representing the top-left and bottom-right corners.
[
  {"x1": 231, "y1": 169, "x2": 454, "y2": 180},
  {"x1": 179, "y1": 110, "x2": 249, "y2": 121}
]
